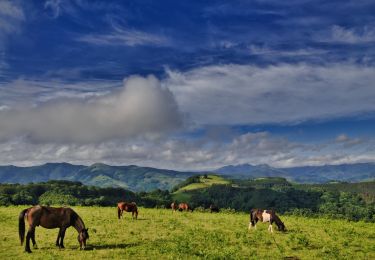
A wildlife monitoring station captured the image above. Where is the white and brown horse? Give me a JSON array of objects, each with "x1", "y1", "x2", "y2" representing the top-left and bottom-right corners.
[{"x1": 248, "y1": 209, "x2": 286, "y2": 233}]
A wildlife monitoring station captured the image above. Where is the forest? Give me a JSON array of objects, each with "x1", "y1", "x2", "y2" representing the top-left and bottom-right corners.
[{"x1": 0, "y1": 177, "x2": 374, "y2": 222}]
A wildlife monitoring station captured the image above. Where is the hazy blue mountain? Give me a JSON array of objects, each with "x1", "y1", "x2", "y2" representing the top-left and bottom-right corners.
[
  {"x1": 0, "y1": 163, "x2": 195, "y2": 192},
  {"x1": 215, "y1": 163, "x2": 375, "y2": 183},
  {"x1": 1, "y1": 162, "x2": 374, "y2": 191}
]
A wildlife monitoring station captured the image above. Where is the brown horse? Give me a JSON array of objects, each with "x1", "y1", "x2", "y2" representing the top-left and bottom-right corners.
[
  {"x1": 248, "y1": 209, "x2": 286, "y2": 233},
  {"x1": 178, "y1": 203, "x2": 192, "y2": 212},
  {"x1": 19, "y1": 205, "x2": 89, "y2": 253},
  {"x1": 171, "y1": 202, "x2": 178, "y2": 211},
  {"x1": 117, "y1": 202, "x2": 138, "y2": 219}
]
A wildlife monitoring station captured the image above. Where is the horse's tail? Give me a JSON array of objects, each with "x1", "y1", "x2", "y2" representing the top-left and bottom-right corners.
[
  {"x1": 117, "y1": 206, "x2": 121, "y2": 219},
  {"x1": 135, "y1": 207, "x2": 138, "y2": 219},
  {"x1": 19, "y1": 208, "x2": 28, "y2": 245}
]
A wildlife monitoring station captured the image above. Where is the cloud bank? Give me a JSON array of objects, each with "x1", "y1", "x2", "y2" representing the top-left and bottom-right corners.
[
  {"x1": 166, "y1": 63, "x2": 375, "y2": 125},
  {"x1": 0, "y1": 75, "x2": 182, "y2": 143}
]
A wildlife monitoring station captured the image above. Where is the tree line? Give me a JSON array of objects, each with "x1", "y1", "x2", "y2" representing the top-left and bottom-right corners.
[{"x1": 0, "y1": 178, "x2": 374, "y2": 222}]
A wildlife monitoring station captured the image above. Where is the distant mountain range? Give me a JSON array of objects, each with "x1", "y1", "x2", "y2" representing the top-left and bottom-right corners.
[
  {"x1": 0, "y1": 163, "x2": 194, "y2": 192},
  {"x1": 214, "y1": 163, "x2": 375, "y2": 183},
  {"x1": 0, "y1": 162, "x2": 374, "y2": 191}
]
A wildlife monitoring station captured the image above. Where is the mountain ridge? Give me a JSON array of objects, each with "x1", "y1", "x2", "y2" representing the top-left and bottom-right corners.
[{"x1": 0, "y1": 162, "x2": 374, "y2": 191}]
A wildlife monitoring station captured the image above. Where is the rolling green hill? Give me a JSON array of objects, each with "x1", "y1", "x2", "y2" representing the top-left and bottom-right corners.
[
  {"x1": 1, "y1": 162, "x2": 375, "y2": 192},
  {"x1": 171, "y1": 175, "x2": 230, "y2": 202}
]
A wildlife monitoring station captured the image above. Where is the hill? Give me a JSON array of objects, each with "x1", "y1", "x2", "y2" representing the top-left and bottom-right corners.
[
  {"x1": 0, "y1": 163, "x2": 195, "y2": 192},
  {"x1": 215, "y1": 162, "x2": 375, "y2": 183},
  {"x1": 171, "y1": 174, "x2": 230, "y2": 202},
  {"x1": 1, "y1": 162, "x2": 375, "y2": 192}
]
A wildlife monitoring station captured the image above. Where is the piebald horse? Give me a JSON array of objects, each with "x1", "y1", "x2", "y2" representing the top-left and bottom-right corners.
[
  {"x1": 171, "y1": 202, "x2": 178, "y2": 211},
  {"x1": 248, "y1": 209, "x2": 286, "y2": 233},
  {"x1": 19, "y1": 205, "x2": 89, "y2": 253},
  {"x1": 117, "y1": 202, "x2": 138, "y2": 219}
]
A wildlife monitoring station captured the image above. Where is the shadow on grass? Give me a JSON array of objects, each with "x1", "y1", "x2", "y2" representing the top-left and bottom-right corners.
[{"x1": 85, "y1": 242, "x2": 141, "y2": 250}]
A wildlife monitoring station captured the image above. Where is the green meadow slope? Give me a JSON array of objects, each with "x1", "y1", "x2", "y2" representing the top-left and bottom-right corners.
[
  {"x1": 172, "y1": 175, "x2": 230, "y2": 202},
  {"x1": 0, "y1": 206, "x2": 374, "y2": 259}
]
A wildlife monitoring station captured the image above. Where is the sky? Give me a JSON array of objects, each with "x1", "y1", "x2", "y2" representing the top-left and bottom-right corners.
[{"x1": 0, "y1": 0, "x2": 375, "y2": 170}]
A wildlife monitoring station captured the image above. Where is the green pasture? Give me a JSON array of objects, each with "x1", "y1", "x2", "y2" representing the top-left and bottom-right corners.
[{"x1": 0, "y1": 206, "x2": 374, "y2": 259}]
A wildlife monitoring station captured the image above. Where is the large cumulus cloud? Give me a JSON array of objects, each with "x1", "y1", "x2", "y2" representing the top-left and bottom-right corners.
[{"x1": 0, "y1": 75, "x2": 182, "y2": 143}]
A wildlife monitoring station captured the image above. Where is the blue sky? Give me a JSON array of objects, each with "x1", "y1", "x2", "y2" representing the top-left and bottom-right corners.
[{"x1": 0, "y1": 0, "x2": 375, "y2": 169}]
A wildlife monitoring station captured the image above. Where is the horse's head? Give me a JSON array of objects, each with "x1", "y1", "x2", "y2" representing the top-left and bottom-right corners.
[
  {"x1": 278, "y1": 222, "x2": 286, "y2": 232},
  {"x1": 78, "y1": 228, "x2": 89, "y2": 250}
]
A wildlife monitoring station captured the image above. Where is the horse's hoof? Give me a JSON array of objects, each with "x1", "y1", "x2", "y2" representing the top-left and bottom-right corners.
[{"x1": 25, "y1": 250, "x2": 32, "y2": 253}]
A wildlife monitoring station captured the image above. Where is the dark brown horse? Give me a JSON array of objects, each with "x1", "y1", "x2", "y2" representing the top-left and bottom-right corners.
[
  {"x1": 171, "y1": 202, "x2": 178, "y2": 211},
  {"x1": 117, "y1": 202, "x2": 138, "y2": 219},
  {"x1": 178, "y1": 203, "x2": 192, "y2": 212},
  {"x1": 19, "y1": 205, "x2": 89, "y2": 253},
  {"x1": 248, "y1": 209, "x2": 286, "y2": 232},
  {"x1": 209, "y1": 204, "x2": 219, "y2": 213}
]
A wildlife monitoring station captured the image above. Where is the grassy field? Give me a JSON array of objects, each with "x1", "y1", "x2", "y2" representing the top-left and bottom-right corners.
[{"x1": 0, "y1": 206, "x2": 374, "y2": 259}]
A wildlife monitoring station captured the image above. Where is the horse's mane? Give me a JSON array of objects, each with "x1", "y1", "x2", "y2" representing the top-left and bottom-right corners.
[{"x1": 70, "y1": 209, "x2": 85, "y2": 231}]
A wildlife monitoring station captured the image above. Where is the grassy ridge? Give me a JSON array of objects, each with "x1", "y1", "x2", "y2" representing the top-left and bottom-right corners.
[
  {"x1": 1, "y1": 206, "x2": 374, "y2": 259},
  {"x1": 172, "y1": 175, "x2": 230, "y2": 202}
]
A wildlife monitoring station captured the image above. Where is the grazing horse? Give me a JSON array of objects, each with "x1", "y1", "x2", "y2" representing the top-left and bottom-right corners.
[
  {"x1": 19, "y1": 205, "x2": 89, "y2": 253},
  {"x1": 117, "y1": 202, "x2": 138, "y2": 219},
  {"x1": 171, "y1": 202, "x2": 178, "y2": 211},
  {"x1": 248, "y1": 209, "x2": 286, "y2": 233},
  {"x1": 178, "y1": 203, "x2": 192, "y2": 212},
  {"x1": 209, "y1": 204, "x2": 219, "y2": 213}
]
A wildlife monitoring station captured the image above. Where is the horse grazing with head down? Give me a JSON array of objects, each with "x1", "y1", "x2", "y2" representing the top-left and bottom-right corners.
[
  {"x1": 178, "y1": 203, "x2": 192, "y2": 212},
  {"x1": 19, "y1": 205, "x2": 89, "y2": 253},
  {"x1": 248, "y1": 209, "x2": 286, "y2": 233},
  {"x1": 117, "y1": 202, "x2": 138, "y2": 219}
]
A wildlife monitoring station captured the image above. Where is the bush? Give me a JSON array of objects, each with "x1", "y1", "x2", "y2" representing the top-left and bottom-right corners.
[{"x1": 39, "y1": 191, "x2": 80, "y2": 206}]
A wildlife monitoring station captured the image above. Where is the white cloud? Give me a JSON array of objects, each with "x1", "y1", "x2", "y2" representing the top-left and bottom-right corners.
[
  {"x1": 0, "y1": 0, "x2": 24, "y2": 33},
  {"x1": 330, "y1": 25, "x2": 375, "y2": 44},
  {"x1": 0, "y1": 75, "x2": 182, "y2": 143},
  {"x1": 165, "y1": 63, "x2": 375, "y2": 125},
  {"x1": 44, "y1": 0, "x2": 61, "y2": 19},
  {"x1": 77, "y1": 24, "x2": 169, "y2": 47}
]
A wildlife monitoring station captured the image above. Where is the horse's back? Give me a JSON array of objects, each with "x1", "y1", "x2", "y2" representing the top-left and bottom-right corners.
[{"x1": 26, "y1": 206, "x2": 74, "y2": 229}]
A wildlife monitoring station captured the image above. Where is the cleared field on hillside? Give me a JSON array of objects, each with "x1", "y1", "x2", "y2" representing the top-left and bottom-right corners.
[
  {"x1": 0, "y1": 206, "x2": 374, "y2": 259},
  {"x1": 172, "y1": 175, "x2": 230, "y2": 201}
]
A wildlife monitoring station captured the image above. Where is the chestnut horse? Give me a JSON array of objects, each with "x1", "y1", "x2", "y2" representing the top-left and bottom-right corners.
[
  {"x1": 117, "y1": 202, "x2": 138, "y2": 219},
  {"x1": 248, "y1": 209, "x2": 286, "y2": 233},
  {"x1": 19, "y1": 205, "x2": 89, "y2": 253},
  {"x1": 178, "y1": 203, "x2": 192, "y2": 212}
]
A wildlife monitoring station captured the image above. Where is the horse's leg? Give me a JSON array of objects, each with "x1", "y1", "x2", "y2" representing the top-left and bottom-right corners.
[
  {"x1": 59, "y1": 228, "x2": 66, "y2": 249},
  {"x1": 31, "y1": 229, "x2": 38, "y2": 249},
  {"x1": 56, "y1": 228, "x2": 61, "y2": 247},
  {"x1": 268, "y1": 221, "x2": 273, "y2": 233},
  {"x1": 25, "y1": 226, "x2": 35, "y2": 253}
]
